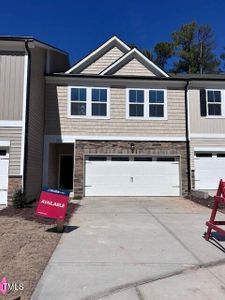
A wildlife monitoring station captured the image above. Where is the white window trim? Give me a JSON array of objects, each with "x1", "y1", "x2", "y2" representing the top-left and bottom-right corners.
[
  {"x1": 68, "y1": 86, "x2": 110, "y2": 119},
  {"x1": 206, "y1": 89, "x2": 225, "y2": 119},
  {"x1": 126, "y1": 88, "x2": 167, "y2": 120}
]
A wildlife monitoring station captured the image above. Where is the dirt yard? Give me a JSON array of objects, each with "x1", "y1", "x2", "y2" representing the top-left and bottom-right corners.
[{"x1": 0, "y1": 202, "x2": 78, "y2": 300}]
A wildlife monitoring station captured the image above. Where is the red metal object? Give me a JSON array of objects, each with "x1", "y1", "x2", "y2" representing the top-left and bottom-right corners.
[
  {"x1": 36, "y1": 189, "x2": 69, "y2": 220},
  {"x1": 205, "y1": 179, "x2": 225, "y2": 240}
]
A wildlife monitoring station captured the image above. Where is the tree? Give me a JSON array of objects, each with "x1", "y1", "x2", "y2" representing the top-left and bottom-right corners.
[
  {"x1": 153, "y1": 42, "x2": 174, "y2": 69},
  {"x1": 128, "y1": 43, "x2": 172, "y2": 69},
  {"x1": 142, "y1": 48, "x2": 153, "y2": 60},
  {"x1": 172, "y1": 22, "x2": 219, "y2": 73}
]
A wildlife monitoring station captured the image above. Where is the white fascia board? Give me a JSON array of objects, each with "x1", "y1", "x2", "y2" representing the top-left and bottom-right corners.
[
  {"x1": 65, "y1": 36, "x2": 130, "y2": 74},
  {"x1": 100, "y1": 48, "x2": 169, "y2": 77},
  {"x1": 0, "y1": 141, "x2": 10, "y2": 147},
  {"x1": 0, "y1": 121, "x2": 23, "y2": 127},
  {"x1": 45, "y1": 135, "x2": 186, "y2": 143},
  {"x1": 191, "y1": 133, "x2": 225, "y2": 139}
]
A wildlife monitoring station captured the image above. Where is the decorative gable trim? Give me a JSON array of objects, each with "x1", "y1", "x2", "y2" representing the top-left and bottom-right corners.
[
  {"x1": 65, "y1": 36, "x2": 130, "y2": 74},
  {"x1": 100, "y1": 48, "x2": 169, "y2": 77}
]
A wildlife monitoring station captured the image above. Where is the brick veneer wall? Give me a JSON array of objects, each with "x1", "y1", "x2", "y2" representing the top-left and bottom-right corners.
[
  {"x1": 74, "y1": 140, "x2": 188, "y2": 197},
  {"x1": 8, "y1": 176, "x2": 22, "y2": 205}
]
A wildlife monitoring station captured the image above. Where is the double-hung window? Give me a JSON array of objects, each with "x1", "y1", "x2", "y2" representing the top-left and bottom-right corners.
[
  {"x1": 69, "y1": 87, "x2": 109, "y2": 118},
  {"x1": 128, "y1": 90, "x2": 144, "y2": 117},
  {"x1": 92, "y1": 88, "x2": 107, "y2": 116},
  {"x1": 207, "y1": 90, "x2": 222, "y2": 116},
  {"x1": 70, "y1": 88, "x2": 86, "y2": 116},
  {"x1": 149, "y1": 90, "x2": 165, "y2": 118},
  {"x1": 127, "y1": 89, "x2": 166, "y2": 119}
]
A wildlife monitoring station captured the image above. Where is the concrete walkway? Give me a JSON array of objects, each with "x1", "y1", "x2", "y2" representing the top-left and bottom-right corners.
[{"x1": 31, "y1": 197, "x2": 225, "y2": 300}]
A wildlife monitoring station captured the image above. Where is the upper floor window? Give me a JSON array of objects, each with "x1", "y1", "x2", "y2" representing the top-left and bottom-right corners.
[
  {"x1": 149, "y1": 90, "x2": 165, "y2": 118},
  {"x1": 200, "y1": 89, "x2": 225, "y2": 118},
  {"x1": 129, "y1": 90, "x2": 144, "y2": 117},
  {"x1": 127, "y1": 89, "x2": 167, "y2": 119},
  {"x1": 69, "y1": 87, "x2": 109, "y2": 118},
  {"x1": 92, "y1": 88, "x2": 107, "y2": 116},
  {"x1": 71, "y1": 88, "x2": 87, "y2": 116},
  {"x1": 207, "y1": 90, "x2": 222, "y2": 116}
]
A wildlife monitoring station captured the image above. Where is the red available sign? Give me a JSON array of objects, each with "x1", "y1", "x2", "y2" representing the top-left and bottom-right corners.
[{"x1": 36, "y1": 190, "x2": 69, "y2": 220}]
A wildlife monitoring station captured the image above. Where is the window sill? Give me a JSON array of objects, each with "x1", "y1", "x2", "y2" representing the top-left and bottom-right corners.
[
  {"x1": 67, "y1": 115, "x2": 110, "y2": 120},
  {"x1": 206, "y1": 115, "x2": 225, "y2": 119},
  {"x1": 126, "y1": 117, "x2": 168, "y2": 121}
]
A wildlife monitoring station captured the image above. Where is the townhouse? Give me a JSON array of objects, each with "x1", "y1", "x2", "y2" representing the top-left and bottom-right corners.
[
  {"x1": 188, "y1": 75, "x2": 225, "y2": 192},
  {"x1": 44, "y1": 37, "x2": 189, "y2": 198},
  {"x1": 1, "y1": 35, "x2": 225, "y2": 205},
  {"x1": 0, "y1": 36, "x2": 69, "y2": 205}
]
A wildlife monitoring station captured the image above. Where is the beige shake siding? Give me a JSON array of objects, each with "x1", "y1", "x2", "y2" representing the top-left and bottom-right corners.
[
  {"x1": 115, "y1": 58, "x2": 156, "y2": 76},
  {"x1": 0, "y1": 127, "x2": 22, "y2": 175},
  {"x1": 0, "y1": 52, "x2": 25, "y2": 120},
  {"x1": 80, "y1": 46, "x2": 124, "y2": 74},
  {"x1": 45, "y1": 85, "x2": 186, "y2": 137},
  {"x1": 189, "y1": 89, "x2": 225, "y2": 134}
]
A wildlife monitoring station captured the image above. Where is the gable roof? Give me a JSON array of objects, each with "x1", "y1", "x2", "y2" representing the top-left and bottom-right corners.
[
  {"x1": 100, "y1": 48, "x2": 169, "y2": 77},
  {"x1": 66, "y1": 36, "x2": 130, "y2": 74}
]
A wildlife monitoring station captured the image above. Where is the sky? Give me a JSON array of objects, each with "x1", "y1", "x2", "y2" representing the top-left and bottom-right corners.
[{"x1": 0, "y1": 0, "x2": 225, "y2": 66}]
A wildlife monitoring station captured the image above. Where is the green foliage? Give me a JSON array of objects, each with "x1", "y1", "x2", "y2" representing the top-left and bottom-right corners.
[
  {"x1": 12, "y1": 188, "x2": 26, "y2": 209},
  {"x1": 153, "y1": 42, "x2": 174, "y2": 69},
  {"x1": 171, "y1": 22, "x2": 219, "y2": 73},
  {"x1": 129, "y1": 21, "x2": 222, "y2": 73},
  {"x1": 142, "y1": 48, "x2": 153, "y2": 60}
]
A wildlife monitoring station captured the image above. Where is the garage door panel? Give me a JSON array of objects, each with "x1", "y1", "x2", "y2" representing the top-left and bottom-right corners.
[
  {"x1": 195, "y1": 155, "x2": 225, "y2": 190},
  {"x1": 85, "y1": 160, "x2": 180, "y2": 196},
  {"x1": 0, "y1": 159, "x2": 9, "y2": 205}
]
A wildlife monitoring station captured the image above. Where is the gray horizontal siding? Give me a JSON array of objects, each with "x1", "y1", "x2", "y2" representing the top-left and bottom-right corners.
[
  {"x1": 0, "y1": 52, "x2": 25, "y2": 120},
  {"x1": 0, "y1": 127, "x2": 22, "y2": 175},
  {"x1": 189, "y1": 89, "x2": 225, "y2": 134},
  {"x1": 45, "y1": 85, "x2": 186, "y2": 137}
]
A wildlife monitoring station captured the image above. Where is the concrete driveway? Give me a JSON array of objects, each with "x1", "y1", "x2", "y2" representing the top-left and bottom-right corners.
[{"x1": 32, "y1": 197, "x2": 225, "y2": 300}]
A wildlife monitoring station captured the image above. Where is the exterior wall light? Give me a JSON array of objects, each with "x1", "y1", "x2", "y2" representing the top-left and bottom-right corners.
[{"x1": 130, "y1": 143, "x2": 135, "y2": 153}]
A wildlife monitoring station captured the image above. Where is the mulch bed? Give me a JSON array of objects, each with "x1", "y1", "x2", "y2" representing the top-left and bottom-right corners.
[
  {"x1": 186, "y1": 194, "x2": 225, "y2": 214},
  {"x1": 0, "y1": 201, "x2": 79, "y2": 300}
]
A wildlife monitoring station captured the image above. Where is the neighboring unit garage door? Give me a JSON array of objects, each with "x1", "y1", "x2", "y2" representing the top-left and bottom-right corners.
[
  {"x1": 85, "y1": 156, "x2": 180, "y2": 196},
  {"x1": 195, "y1": 152, "x2": 225, "y2": 190},
  {"x1": 0, "y1": 159, "x2": 9, "y2": 205}
]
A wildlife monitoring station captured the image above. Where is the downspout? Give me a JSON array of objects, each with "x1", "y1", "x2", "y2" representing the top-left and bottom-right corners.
[
  {"x1": 184, "y1": 80, "x2": 191, "y2": 193},
  {"x1": 23, "y1": 41, "x2": 32, "y2": 197}
]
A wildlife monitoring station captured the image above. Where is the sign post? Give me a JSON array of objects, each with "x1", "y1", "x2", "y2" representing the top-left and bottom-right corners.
[
  {"x1": 36, "y1": 188, "x2": 70, "y2": 232},
  {"x1": 205, "y1": 179, "x2": 225, "y2": 240}
]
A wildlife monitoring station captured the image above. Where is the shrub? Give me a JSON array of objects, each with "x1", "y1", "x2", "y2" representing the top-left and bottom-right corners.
[{"x1": 12, "y1": 189, "x2": 26, "y2": 209}]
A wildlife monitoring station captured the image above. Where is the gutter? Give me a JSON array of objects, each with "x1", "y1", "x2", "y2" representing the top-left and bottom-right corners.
[
  {"x1": 184, "y1": 80, "x2": 191, "y2": 193},
  {"x1": 23, "y1": 41, "x2": 31, "y2": 197}
]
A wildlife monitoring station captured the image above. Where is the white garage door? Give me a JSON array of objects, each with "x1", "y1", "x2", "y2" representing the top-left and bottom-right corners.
[
  {"x1": 85, "y1": 156, "x2": 180, "y2": 196},
  {"x1": 0, "y1": 159, "x2": 9, "y2": 205},
  {"x1": 195, "y1": 152, "x2": 225, "y2": 190}
]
